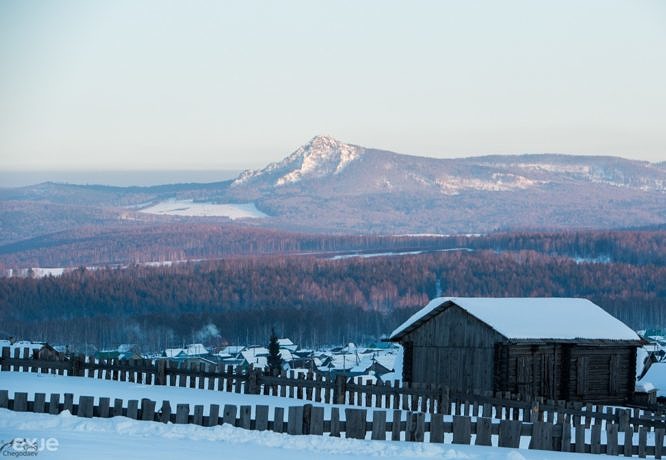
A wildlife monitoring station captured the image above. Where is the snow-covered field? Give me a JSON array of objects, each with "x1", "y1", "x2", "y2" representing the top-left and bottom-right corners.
[
  {"x1": 0, "y1": 408, "x2": 600, "y2": 460},
  {"x1": 138, "y1": 199, "x2": 267, "y2": 219},
  {"x1": 0, "y1": 372, "x2": 618, "y2": 459}
]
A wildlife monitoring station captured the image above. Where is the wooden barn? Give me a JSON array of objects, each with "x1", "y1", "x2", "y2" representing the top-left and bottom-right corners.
[{"x1": 388, "y1": 297, "x2": 642, "y2": 404}]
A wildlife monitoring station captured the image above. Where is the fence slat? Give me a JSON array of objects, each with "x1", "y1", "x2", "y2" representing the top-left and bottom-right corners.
[
  {"x1": 127, "y1": 399, "x2": 139, "y2": 420},
  {"x1": 607, "y1": 423, "x2": 618, "y2": 456},
  {"x1": 208, "y1": 404, "x2": 220, "y2": 427},
  {"x1": 141, "y1": 399, "x2": 155, "y2": 421},
  {"x1": 310, "y1": 406, "x2": 324, "y2": 436},
  {"x1": 78, "y1": 395, "x2": 94, "y2": 418},
  {"x1": 345, "y1": 408, "x2": 367, "y2": 440},
  {"x1": 391, "y1": 410, "x2": 401, "y2": 441},
  {"x1": 639, "y1": 426, "x2": 647, "y2": 458},
  {"x1": 49, "y1": 393, "x2": 60, "y2": 415},
  {"x1": 176, "y1": 403, "x2": 189, "y2": 424},
  {"x1": 452, "y1": 415, "x2": 472, "y2": 445},
  {"x1": 194, "y1": 405, "x2": 204, "y2": 426},
  {"x1": 98, "y1": 397, "x2": 110, "y2": 418},
  {"x1": 33, "y1": 393, "x2": 46, "y2": 413},
  {"x1": 274, "y1": 407, "x2": 285, "y2": 433},
  {"x1": 223, "y1": 404, "x2": 237, "y2": 426},
  {"x1": 430, "y1": 413, "x2": 445, "y2": 443},
  {"x1": 288, "y1": 406, "x2": 304, "y2": 435},
  {"x1": 239, "y1": 405, "x2": 251, "y2": 429},
  {"x1": 624, "y1": 425, "x2": 634, "y2": 457},
  {"x1": 159, "y1": 401, "x2": 171, "y2": 423},
  {"x1": 655, "y1": 428, "x2": 664, "y2": 460},
  {"x1": 476, "y1": 417, "x2": 492, "y2": 446},
  {"x1": 371, "y1": 410, "x2": 386, "y2": 441},
  {"x1": 590, "y1": 423, "x2": 601, "y2": 454},
  {"x1": 498, "y1": 420, "x2": 521, "y2": 448},
  {"x1": 0, "y1": 390, "x2": 8, "y2": 409}
]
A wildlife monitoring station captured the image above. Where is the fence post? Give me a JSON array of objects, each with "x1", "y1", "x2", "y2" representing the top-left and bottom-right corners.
[{"x1": 274, "y1": 407, "x2": 285, "y2": 433}]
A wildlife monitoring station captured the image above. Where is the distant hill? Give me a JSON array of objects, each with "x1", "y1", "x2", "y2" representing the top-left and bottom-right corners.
[
  {"x1": 1, "y1": 135, "x2": 665, "y2": 256},
  {"x1": 227, "y1": 135, "x2": 666, "y2": 233}
]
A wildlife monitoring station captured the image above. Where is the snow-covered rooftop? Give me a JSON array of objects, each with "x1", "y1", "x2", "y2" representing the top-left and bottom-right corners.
[{"x1": 389, "y1": 297, "x2": 641, "y2": 342}]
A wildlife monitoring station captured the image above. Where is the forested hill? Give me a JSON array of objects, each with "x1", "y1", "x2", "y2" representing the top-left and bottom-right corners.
[{"x1": 1, "y1": 233, "x2": 664, "y2": 351}]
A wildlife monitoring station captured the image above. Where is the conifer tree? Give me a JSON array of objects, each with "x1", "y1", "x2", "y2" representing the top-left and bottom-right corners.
[{"x1": 267, "y1": 328, "x2": 283, "y2": 375}]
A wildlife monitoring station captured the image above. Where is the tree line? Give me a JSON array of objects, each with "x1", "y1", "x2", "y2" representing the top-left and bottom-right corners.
[{"x1": 1, "y1": 245, "x2": 664, "y2": 351}]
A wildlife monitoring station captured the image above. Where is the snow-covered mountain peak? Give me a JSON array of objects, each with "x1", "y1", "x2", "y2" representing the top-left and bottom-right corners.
[{"x1": 232, "y1": 135, "x2": 363, "y2": 187}]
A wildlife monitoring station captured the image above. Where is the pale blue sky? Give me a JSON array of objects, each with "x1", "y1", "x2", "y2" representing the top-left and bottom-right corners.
[{"x1": 0, "y1": 0, "x2": 664, "y2": 171}]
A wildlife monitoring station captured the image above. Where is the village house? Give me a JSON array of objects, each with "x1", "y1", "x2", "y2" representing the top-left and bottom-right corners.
[{"x1": 388, "y1": 297, "x2": 642, "y2": 404}]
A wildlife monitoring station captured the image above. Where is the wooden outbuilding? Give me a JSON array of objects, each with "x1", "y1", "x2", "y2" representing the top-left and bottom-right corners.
[{"x1": 388, "y1": 297, "x2": 642, "y2": 404}]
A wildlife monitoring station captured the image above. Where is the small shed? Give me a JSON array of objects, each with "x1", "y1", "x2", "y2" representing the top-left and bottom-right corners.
[{"x1": 388, "y1": 297, "x2": 641, "y2": 404}]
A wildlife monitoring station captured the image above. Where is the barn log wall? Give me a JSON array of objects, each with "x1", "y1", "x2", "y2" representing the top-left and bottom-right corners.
[{"x1": 401, "y1": 305, "x2": 503, "y2": 393}]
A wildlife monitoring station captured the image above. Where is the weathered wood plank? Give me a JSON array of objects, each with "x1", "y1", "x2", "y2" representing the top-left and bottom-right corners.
[
  {"x1": 430, "y1": 413, "x2": 445, "y2": 444},
  {"x1": 475, "y1": 417, "x2": 492, "y2": 446},
  {"x1": 175, "y1": 403, "x2": 189, "y2": 424},
  {"x1": 371, "y1": 410, "x2": 386, "y2": 441},
  {"x1": 452, "y1": 415, "x2": 471, "y2": 445},
  {"x1": 223, "y1": 404, "x2": 237, "y2": 426},
  {"x1": 255, "y1": 405, "x2": 268, "y2": 431}
]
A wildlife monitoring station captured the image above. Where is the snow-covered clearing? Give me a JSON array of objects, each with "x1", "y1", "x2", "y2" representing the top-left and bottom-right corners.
[
  {"x1": 0, "y1": 372, "x2": 635, "y2": 459},
  {"x1": 0, "y1": 409, "x2": 602, "y2": 460},
  {"x1": 138, "y1": 199, "x2": 267, "y2": 219}
]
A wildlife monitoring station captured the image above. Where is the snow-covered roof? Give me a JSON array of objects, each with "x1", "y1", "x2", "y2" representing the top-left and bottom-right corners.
[
  {"x1": 389, "y1": 297, "x2": 641, "y2": 342},
  {"x1": 240, "y1": 347, "x2": 269, "y2": 365},
  {"x1": 164, "y1": 348, "x2": 186, "y2": 358},
  {"x1": 185, "y1": 343, "x2": 209, "y2": 356},
  {"x1": 279, "y1": 349, "x2": 294, "y2": 362},
  {"x1": 220, "y1": 346, "x2": 245, "y2": 356}
]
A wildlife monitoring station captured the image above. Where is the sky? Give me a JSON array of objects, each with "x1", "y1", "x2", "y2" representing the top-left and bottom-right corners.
[{"x1": 0, "y1": 0, "x2": 665, "y2": 173}]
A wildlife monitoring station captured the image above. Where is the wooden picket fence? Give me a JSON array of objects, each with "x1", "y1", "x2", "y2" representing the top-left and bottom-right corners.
[
  {"x1": 2, "y1": 346, "x2": 666, "y2": 435},
  {"x1": 1, "y1": 389, "x2": 666, "y2": 457}
]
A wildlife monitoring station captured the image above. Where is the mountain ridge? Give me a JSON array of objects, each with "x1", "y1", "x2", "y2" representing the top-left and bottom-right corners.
[{"x1": 1, "y1": 135, "x2": 665, "y2": 242}]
